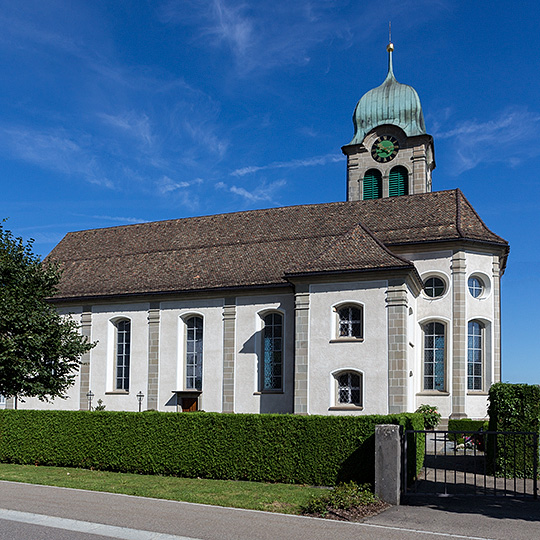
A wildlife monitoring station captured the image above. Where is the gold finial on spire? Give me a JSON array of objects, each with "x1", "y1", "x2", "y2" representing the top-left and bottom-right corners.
[{"x1": 387, "y1": 21, "x2": 394, "y2": 52}]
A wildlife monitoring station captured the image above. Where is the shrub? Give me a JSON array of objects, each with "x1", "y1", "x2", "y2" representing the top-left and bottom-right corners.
[
  {"x1": 487, "y1": 383, "x2": 540, "y2": 478},
  {"x1": 0, "y1": 410, "x2": 424, "y2": 486},
  {"x1": 415, "y1": 404, "x2": 441, "y2": 429},
  {"x1": 302, "y1": 482, "x2": 379, "y2": 516}
]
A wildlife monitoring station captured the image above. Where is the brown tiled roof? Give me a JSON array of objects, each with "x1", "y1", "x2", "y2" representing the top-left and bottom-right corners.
[{"x1": 48, "y1": 189, "x2": 507, "y2": 300}]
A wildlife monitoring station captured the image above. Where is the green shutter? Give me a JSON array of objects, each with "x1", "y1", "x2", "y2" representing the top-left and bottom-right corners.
[
  {"x1": 389, "y1": 166, "x2": 408, "y2": 197},
  {"x1": 363, "y1": 169, "x2": 382, "y2": 200}
]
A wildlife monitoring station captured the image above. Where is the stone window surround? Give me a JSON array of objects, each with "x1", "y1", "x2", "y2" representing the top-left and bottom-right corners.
[
  {"x1": 330, "y1": 368, "x2": 364, "y2": 410},
  {"x1": 179, "y1": 311, "x2": 205, "y2": 392},
  {"x1": 108, "y1": 316, "x2": 132, "y2": 394},
  {"x1": 420, "y1": 271, "x2": 450, "y2": 301},
  {"x1": 420, "y1": 318, "x2": 449, "y2": 393},
  {"x1": 331, "y1": 301, "x2": 365, "y2": 342}
]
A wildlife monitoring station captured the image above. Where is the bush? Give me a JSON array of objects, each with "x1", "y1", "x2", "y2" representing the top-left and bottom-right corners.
[
  {"x1": 487, "y1": 383, "x2": 540, "y2": 478},
  {"x1": 415, "y1": 404, "x2": 441, "y2": 429},
  {"x1": 302, "y1": 482, "x2": 378, "y2": 516},
  {"x1": 0, "y1": 410, "x2": 424, "y2": 486},
  {"x1": 447, "y1": 419, "x2": 489, "y2": 446}
]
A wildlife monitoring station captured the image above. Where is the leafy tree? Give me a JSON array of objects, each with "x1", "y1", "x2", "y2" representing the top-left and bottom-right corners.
[{"x1": 0, "y1": 222, "x2": 94, "y2": 401}]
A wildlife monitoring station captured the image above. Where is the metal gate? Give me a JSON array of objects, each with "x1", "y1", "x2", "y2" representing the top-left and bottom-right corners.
[{"x1": 403, "y1": 430, "x2": 538, "y2": 499}]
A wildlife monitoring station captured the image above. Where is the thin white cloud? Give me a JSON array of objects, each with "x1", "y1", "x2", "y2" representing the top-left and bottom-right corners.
[
  {"x1": 435, "y1": 107, "x2": 540, "y2": 173},
  {"x1": 216, "y1": 179, "x2": 286, "y2": 204},
  {"x1": 0, "y1": 125, "x2": 113, "y2": 188},
  {"x1": 88, "y1": 215, "x2": 147, "y2": 224},
  {"x1": 157, "y1": 176, "x2": 204, "y2": 195},
  {"x1": 99, "y1": 111, "x2": 155, "y2": 149},
  {"x1": 231, "y1": 153, "x2": 343, "y2": 177}
]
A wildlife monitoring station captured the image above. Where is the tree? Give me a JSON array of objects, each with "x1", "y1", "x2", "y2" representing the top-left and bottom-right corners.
[{"x1": 0, "y1": 222, "x2": 94, "y2": 401}]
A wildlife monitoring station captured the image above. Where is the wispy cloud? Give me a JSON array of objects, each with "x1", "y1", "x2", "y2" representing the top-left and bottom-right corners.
[
  {"x1": 0, "y1": 125, "x2": 113, "y2": 188},
  {"x1": 98, "y1": 111, "x2": 155, "y2": 150},
  {"x1": 216, "y1": 178, "x2": 286, "y2": 204},
  {"x1": 231, "y1": 153, "x2": 342, "y2": 177},
  {"x1": 434, "y1": 107, "x2": 540, "y2": 173},
  {"x1": 157, "y1": 176, "x2": 204, "y2": 195}
]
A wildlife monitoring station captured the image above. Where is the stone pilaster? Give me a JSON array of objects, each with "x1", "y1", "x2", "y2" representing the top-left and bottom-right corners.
[
  {"x1": 386, "y1": 283, "x2": 408, "y2": 413},
  {"x1": 451, "y1": 251, "x2": 467, "y2": 419},
  {"x1": 146, "y1": 303, "x2": 160, "y2": 411},
  {"x1": 222, "y1": 298, "x2": 236, "y2": 413},
  {"x1": 293, "y1": 290, "x2": 310, "y2": 415},
  {"x1": 492, "y1": 257, "x2": 502, "y2": 383},
  {"x1": 79, "y1": 307, "x2": 92, "y2": 410}
]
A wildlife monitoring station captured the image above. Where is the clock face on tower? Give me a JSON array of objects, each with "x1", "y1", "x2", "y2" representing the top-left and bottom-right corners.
[{"x1": 371, "y1": 135, "x2": 400, "y2": 163}]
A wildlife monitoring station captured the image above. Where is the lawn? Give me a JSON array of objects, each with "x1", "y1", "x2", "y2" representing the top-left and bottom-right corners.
[{"x1": 0, "y1": 463, "x2": 324, "y2": 514}]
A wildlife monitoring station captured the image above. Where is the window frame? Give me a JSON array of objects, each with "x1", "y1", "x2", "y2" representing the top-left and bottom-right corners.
[
  {"x1": 184, "y1": 315, "x2": 204, "y2": 391},
  {"x1": 332, "y1": 302, "x2": 364, "y2": 342},
  {"x1": 421, "y1": 320, "x2": 447, "y2": 393},
  {"x1": 114, "y1": 318, "x2": 131, "y2": 392},
  {"x1": 363, "y1": 168, "x2": 383, "y2": 200},
  {"x1": 331, "y1": 369, "x2": 364, "y2": 409},
  {"x1": 468, "y1": 276, "x2": 484, "y2": 298},
  {"x1": 468, "y1": 320, "x2": 484, "y2": 392},
  {"x1": 260, "y1": 311, "x2": 284, "y2": 392},
  {"x1": 423, "y1": 276, "x2": 447, "y2": 299}
]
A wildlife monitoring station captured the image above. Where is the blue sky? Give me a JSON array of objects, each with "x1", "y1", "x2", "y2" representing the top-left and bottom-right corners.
[{"x1": 2, "y1": 1, "x2": 540, "y2": 383}]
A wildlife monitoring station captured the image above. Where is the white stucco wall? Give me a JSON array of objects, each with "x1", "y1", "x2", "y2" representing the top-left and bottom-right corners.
[{"x1": 307, "y1": 280, "x2": 389, "y2": 415}]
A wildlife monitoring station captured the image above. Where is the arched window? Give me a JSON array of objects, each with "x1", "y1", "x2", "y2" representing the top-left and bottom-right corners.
[
  {"x1": 336, "y1": 371, "x2": 363, "y2": 406},
  {"x1": 363, "y1": 169, "x2": 382, "y2": 200},
  {"x1": 262, "y1": 312, "x2": 283, "y2": 391},
  {"x1": 115, "y1": 319, "x2": 131, "y2": 390},
  {"x1": 389, "y1": 166, "x2": 408, "y2": 197},
  {"x1": 185, "y1": 316, "x2": 203, "y2": 390},
  {"x1": 423, "y1": 322, "x2": 445, "y2": 391},
  {"x1": 468, "y1": 321, "x2": 483, "y2": 391},
  {"x1": 337, "y1": 305, "x2": 363, "y2": 339}
]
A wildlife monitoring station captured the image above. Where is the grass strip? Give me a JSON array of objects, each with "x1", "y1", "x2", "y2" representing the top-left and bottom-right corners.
[{"x1": 0, "y1": 463, "x2": 324, "y2": 514}]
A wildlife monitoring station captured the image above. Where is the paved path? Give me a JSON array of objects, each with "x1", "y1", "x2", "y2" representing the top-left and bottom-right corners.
[{"x1": 0, "y1": 480, "x2": 538, "y2": 540}]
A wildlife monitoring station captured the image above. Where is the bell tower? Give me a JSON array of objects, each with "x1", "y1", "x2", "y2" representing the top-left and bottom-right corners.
[{"x1": 342, "y1": 42, "x2": 435, "y2": 201}]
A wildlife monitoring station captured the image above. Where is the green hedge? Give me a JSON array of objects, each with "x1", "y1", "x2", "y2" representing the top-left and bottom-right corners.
[
  {"x1": 487, "y1": 383, "x2": 540, "y2": 478},
  {"x1": 0, "y1": 410, "x2": 424, "y2": 486},
  {"x1": 447, "y1": 419, "x2": 489, "y2": 442}
]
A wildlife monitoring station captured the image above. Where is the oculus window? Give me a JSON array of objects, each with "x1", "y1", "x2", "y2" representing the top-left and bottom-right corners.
[
  {"x1": 424, "y1": 277, "x2": 445, "y2": 298},
  {"x1": 468, "y1": 276, "x2": 484, "y2": 298}
]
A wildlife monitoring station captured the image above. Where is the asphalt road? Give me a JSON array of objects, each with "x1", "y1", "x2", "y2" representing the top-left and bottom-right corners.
[{"x1": 0, "y1": 480, "x2": 538, "y2": 540}]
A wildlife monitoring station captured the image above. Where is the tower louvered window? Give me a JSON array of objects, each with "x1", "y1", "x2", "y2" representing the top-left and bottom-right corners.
[
  {"x1": 389, "y1": 166, "x2": 408, "y2": 197},
  {"x1": 363, "y1": 169, "x2": 382, "y2": 200}
]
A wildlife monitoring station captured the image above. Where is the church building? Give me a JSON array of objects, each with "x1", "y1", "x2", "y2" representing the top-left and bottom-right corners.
[{"x1": 16, "y1": 43, "x2": 509, "y2": 419}]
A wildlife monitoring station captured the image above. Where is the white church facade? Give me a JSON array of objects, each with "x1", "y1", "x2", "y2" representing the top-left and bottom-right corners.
[{"x1": 14, "y1": 44, "x2": 508, "y2": 419}]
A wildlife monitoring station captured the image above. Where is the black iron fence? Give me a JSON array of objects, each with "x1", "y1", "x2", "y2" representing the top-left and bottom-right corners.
[{"x1": 403, "y1": 430, "x2": 538, "y2": 499}]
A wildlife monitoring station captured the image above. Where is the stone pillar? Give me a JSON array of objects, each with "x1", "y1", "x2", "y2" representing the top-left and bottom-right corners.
[
  {"x1": 222, "y1": 298, "x2": 236, "y2": 413},
  {"x1": 79, "y1": 307, "x2": 92, "y2": 410},
  {"x1": 293, "y1": 289, "x2": 310, "y2": 415},
  {"x1": 492, "y1": 257, "x2": 502, "y2": 383},
  {"x1": 146, "y1": 303, "x2": 160, "y2": 411},
  {"x1": 386, "y1": 282, "x2": 408, "y2": 413},
  {"x1": 451, "y1": 251, "x2": 467, "y2": 419},
  {"x1": 375, "y1": 424, "x2": 402, "y2": 505}
]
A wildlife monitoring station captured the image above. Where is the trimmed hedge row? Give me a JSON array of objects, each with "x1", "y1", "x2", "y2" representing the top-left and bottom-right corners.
[
  {"x1": 488, "y1": 383, "x2": 540, "y2": 478},
  {"x1": 0, "y1": 410, "x2": 424, "y2": 486}
]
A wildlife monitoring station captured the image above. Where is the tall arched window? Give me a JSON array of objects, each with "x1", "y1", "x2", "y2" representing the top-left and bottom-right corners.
[
  {"x1": 186, "y1": 316, "x2": 203, "y2": 390},
  {"x1": 468, "y1": 321, "x2": 483, "y2": 391},
  {"x1": 262, "y1": 312, "x2": 283, "y2": 391},
  {"x1": 115, "y1": 319, "x2": 131, "y2": 390},
  {"x1": 389, "y1": 166, "x2": 408, "y2": 197},
  {"x1": 423, "y1": 322, "x2": 445, "y2": 391},
  {"x1": 363, "y1": 169, "x2": 382, "y2": 200}
]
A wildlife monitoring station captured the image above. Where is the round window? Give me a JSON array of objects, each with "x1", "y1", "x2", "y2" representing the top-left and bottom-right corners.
[
  {"x1": 468, "y1": 276, "x2": 484, "y2": 298},
  {"x1": 424, "y1": 277, "x2": 445, "y2": 298}
]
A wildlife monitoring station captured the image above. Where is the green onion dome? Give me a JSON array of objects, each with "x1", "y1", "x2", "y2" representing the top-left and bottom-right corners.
[{"x1": 349, "y1": 43, "x2": 426, "y2": 145}]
